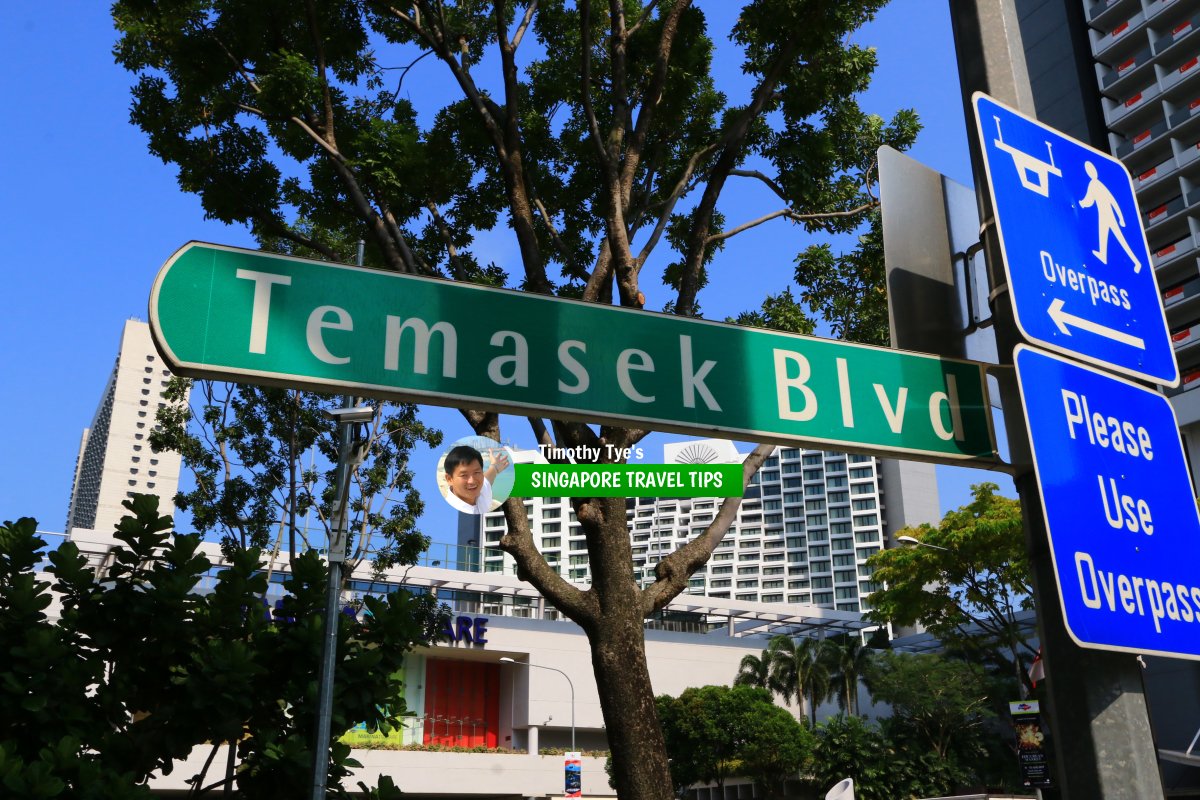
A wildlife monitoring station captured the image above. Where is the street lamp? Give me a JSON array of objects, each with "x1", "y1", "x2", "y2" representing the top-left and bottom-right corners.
[
  {"x1": 896, "y1": 535, "x2": 950, "y2": 551},
  {"x1": 499, "y1": 657, "x2": 576, "y2": 751}
]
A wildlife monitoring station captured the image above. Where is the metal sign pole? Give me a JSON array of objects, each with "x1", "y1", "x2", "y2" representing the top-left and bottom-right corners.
[
  {"x1": 947, "y1": 2, "x2": 1165, "y2": 797},
  {"x1": 310, "y1": 241, "x2": 370, "y2": 800}
]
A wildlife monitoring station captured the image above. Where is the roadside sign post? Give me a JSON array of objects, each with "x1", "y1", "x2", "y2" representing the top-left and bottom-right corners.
[
  {"x1": 949, "y1": 1, "x2": 1171, "y2": 797},
  {"x1": 974, "y1": 94, "x2": 1178, "y2": 386},
  {"x1": 1015, "y1": 346, "x2": 1200, "y2": 659},
  {"x1": 149, "y1": 241, "x2": 998, "y2": 467}
]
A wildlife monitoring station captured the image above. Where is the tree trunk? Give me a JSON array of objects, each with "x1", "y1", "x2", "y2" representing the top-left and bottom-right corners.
[
  {"x1": 589, "y1": 608, "x2": 673, "y2": 800},
  {"x1": 577, "y1": 497, "x2": 673, "y2": 800}
]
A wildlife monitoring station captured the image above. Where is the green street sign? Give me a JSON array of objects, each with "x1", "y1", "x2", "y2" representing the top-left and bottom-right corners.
[{"x1": 150, "y1": 242, "x2": 997, "y2": 464}]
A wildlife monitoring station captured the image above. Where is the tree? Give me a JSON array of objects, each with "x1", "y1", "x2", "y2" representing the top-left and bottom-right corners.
[
  {"x1": 150, "y1": 382, "x2": 440, "y2": 575},
  {"x1": 864, "y1": 482, "x2": 1037, "y2": 694},
  {"x1": 822, "y1": 633, "x2": 873, "y2": 716},
  {"x1": 732, "y1": 647, "x2": 771, "y2": 690},
  {"x1": 658, "y1": 685, "x2": 812, "y2": 798},
  {"x1": 0, "y1": 496, "x2": 441, "y2": 798},
  {"x1": 112, "y1": 3, "x2": 918, "y2": 795},
  {"x1": 765, "y1": 634, "x2": 830, "y2": 726},
  {"x1": 865, "y1": 651, "x2": 994, "y2": 763},
  {"x1": 809, "y1": 715, "x2": 969, "y2": 800}
]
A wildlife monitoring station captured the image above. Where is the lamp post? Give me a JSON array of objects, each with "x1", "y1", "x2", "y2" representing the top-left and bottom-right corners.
[{"x1": 499, "y1": 657, "x2": 576, "y2": 751}]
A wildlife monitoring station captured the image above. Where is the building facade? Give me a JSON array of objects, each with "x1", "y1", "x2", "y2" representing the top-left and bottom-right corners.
[
  {"x1": 65, "y1": 319, "x2": 183, "y2": 538},
  {"x1": 465, "y1": 439, "x2": 939, "y2": 616}
]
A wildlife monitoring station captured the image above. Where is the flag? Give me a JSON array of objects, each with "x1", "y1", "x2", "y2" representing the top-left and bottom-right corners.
[{"x1": 1028, "y1": 648, "x2": 1045, "y2": 688}]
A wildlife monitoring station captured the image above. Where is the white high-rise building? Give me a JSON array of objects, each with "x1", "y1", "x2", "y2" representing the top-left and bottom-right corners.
[
  {"x1": 466, "y1": 438, "x2": 939, "y2": 614},
  {"x1": 66, "y1": 319, "x2": 184, "y2": 539}
]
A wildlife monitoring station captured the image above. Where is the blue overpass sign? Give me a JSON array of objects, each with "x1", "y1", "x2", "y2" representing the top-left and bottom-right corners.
[
  {"x1": 1015, "y1": 345, "x2": 1200, "y2": 660},
  {"x1": 975, "y1": 93, "x2": 1178, "y2": 386}
]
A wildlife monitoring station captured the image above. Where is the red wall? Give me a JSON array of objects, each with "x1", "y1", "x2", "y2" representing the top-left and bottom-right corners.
[{"x1": 423, "y1": 658, "x2": 501, "y2": 748}]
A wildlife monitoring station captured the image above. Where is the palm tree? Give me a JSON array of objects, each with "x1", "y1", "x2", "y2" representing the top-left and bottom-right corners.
[
  {"x1": 734, "y1": 648, "x2": 772, "y2": 689},
  {"x1": 822, "y1": 635, "x2": 874, "y2": 716},
  {"x1": 765, "y1": 635, "x2": 831, "y2": 727}
]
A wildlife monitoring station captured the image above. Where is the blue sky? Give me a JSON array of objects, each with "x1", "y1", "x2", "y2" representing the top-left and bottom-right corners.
[{"x1": 0, "y1": 0, "x2": 1013, "y2": 546}]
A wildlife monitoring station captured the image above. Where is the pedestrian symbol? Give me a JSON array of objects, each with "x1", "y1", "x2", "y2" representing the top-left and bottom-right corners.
[
  {"x1": 1079, "y1": 161, "x2": 1142, "y2": 273},
  {"x1": 973, "y1": 93, "x2": 1177, "y2": 386}
]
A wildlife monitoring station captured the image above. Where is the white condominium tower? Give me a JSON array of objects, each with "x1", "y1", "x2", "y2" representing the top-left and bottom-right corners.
[
  {"x1": 65, "y1": 319, "x2": 184, "y2": 539},
  {"x1": 469, "y1": 438, "x2": 939, "y2": 613}
]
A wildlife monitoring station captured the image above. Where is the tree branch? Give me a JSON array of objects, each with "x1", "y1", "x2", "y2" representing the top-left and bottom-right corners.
[
  {"x1": 729, "y1": 168, "x2": 789, "y2": 202},
  {"x1": 675, "y1": 42, "x2": 799, "y2": 316},
  {"x1": 634, "y1": 142, "x2": 717, "y2": 267},
  {"x1": 705, "y1": 201, "x2": 877, "y2": 246},
  {"x1": 625, "y1": 0, "x2": 660, "y2": 37},
  {"x1": 640, "y1": 443, "x2": 773, "y2": 615},
  {"x1": 511, "y1": 0, "x2": 539, "y2": 50}
]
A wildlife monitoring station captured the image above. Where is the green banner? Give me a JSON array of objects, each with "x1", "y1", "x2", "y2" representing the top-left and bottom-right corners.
[
  {"x1": 150, "y1": 242, "x2": 997, "y2": 464},
  {"x1": 512, "y1": 464, "x2": 743, "y2": 497}
]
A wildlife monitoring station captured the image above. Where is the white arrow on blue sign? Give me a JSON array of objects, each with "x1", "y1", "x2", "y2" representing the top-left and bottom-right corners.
[
  {"x1": 1015, "y1": 345, "x2": 1200, "y2": 660},
  {"x1": 975, "y1": 93, "x2": 1179, "y2": 386}
]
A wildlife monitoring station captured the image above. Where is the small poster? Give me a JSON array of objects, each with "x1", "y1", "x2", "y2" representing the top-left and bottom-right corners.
[
  {"x1": 564, "y1": 751, "x2": 582, "y2": 799},
  {"x1": 1009, "y1": 700, "x2": 1052, "y2": 788}
]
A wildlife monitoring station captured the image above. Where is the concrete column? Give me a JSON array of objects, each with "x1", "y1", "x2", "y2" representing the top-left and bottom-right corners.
[{"x1": 527, "y1": 725, "x2": 539, "y2": 757}]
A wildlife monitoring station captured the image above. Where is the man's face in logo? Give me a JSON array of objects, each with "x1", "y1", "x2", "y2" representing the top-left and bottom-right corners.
[{"x1": 446, "y1": 459, "x2": 485, "y2": 505}]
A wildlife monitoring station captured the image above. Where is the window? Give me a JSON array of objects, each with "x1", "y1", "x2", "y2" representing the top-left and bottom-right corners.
[
  {"x1": 713, "y1": 552, "x2": 733, "y2": 561},
  {"x1": 852, "y1": 498, "x2": 877, "y2": 511},
  {"x1": 813, "y1": 592, "x2": 833, "y2": 604},
  {"x1": 736, "y1": 579, "x2": 759, "y2": 588},
  {"x1": 761, "y1": 594, "x2": 783, "y2": 603},
  {"x1": 542, "y1": 537, "x2": 561, "y2": 548},
  {"x1": 849, "y1": 454, "x2": 873, "y2": 463},
  {"x1": 855, "y1": 530, "x2": 879, "y2": 543},
  {"x1": 831, "y1": 522, "x2": 852, "y2": 535},
  {"x1": 803, "y1": 469, "x2": 823, "y2": 481},
  {"x1": 739, "y1": 539, "x2": 760, "y2": 549},
  {"x1": 781, "y1": 448, "x2": 800, "y2": 460},
  {"x1": 850, "y1": 467, "x2": 873, "y2": 479},
  {"x1": 826, "y1": 476, "x2": 847, "y2": 488},
  {"x1": 809, "y1": 545, "x2": 829, "y2": 557},
  {"x1": 811, "y1": 561, "x2": 831, "y2": 575},
  {"x1": 832, "y1": 554, "x2": 855, "y2": 567},
  {"x1": 710, "y1": 579, "x2": 731, "y2": 588},
  {"x1": 543, "y1": 507, "x2": 562, "y2": 519},
  {"x1": 783, "y1": 477, "x2": 802, "y2": 488},
  {"x1": 738, "y1": 552, "x2": 759, "y2": 561},
  {"x1": 784, "y1": 492, "x2": 804, "y2": 504},
  {"x1": 712, "y1": 565, "x2": 733, "y2": 574},
  {"x1": 763, "y1": 580, "x2": 784, "y2": 589},
  {"x1": 806, "y1": 514, "x2": 827, "y2": 526},
  {"x1": 806, "y1": 499, "x2": 826, "y2": 511},
  {"x1": 853, "y1": 514, "x2": 879, "y2": 527},
  {"x1": 763, "y1": 566, "x2": 784, "y2": 575},
  {"x1": 835, "y1": 587, "x2": 859, "y2": 599},
  {"x1": 803, "y1": 454, "x2": 822, "y2": 465},
  {"x1": 857, "y1": 546, "x2": 880, "y2": 560},
  {"x1": 858, "y1": 564, "x2": 876, "y2": 578},
  {"x1": 834, "y1": 569, "x2": 857, "y2": 583},
  {"x1": 542, "y1": 522, "x2": 561, "y2": 533},
  {"x1": 831, "y1": 538, "x2": 854, "y2": 552},
  {"x1": 764, "y1": 499, "x2": 781, "y2": 511},
  {"x1": 827, "y1": 491, "x2": 849, "y2": 504},
  {"x1": 852, "y1": 482, "x2": 875, "y2": 495}
]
